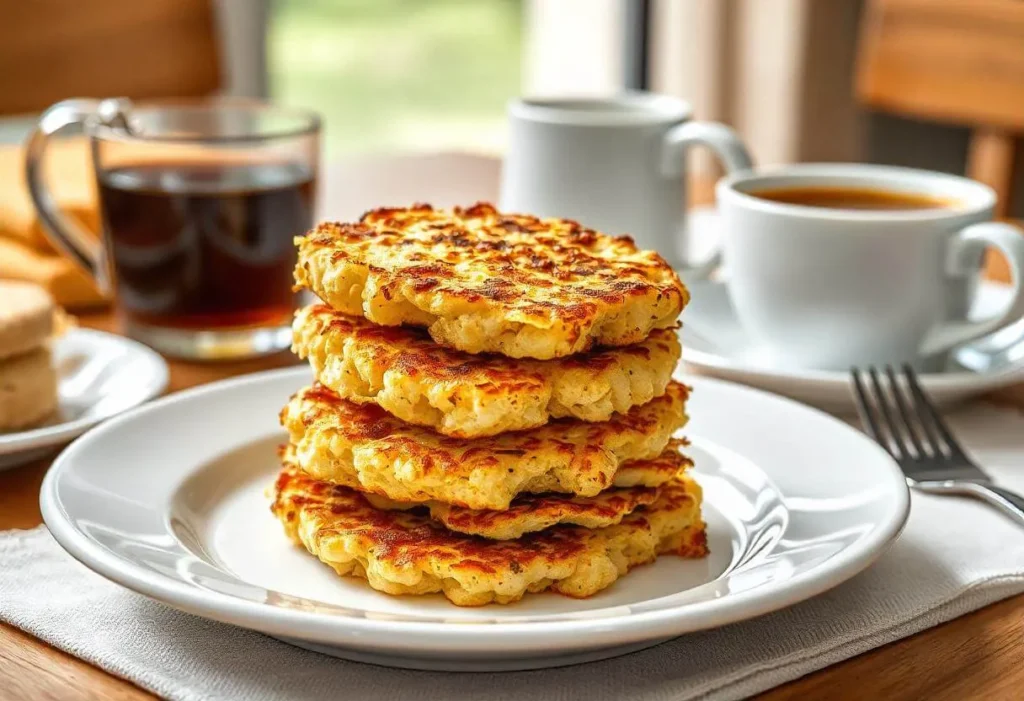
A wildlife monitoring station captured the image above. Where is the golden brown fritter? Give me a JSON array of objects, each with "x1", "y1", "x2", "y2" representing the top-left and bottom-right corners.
[
  {"x1": 272, "y1": 464, "x2": 708, "y2": 606},
  {"x1": 279, "y1": 382, "x2": 690, "y2": 511},
  {"x1": 343, "y1": 445, "x2": 693, "y2": 539},
  {"x1": 294, "y1": 203, "x2": 687, "y2": 359},
  {"x1": 292, "y1": 304, "x2": 681, "y2": 438},
  {"x1": 396, "y1": 486, "x2": 662, "y2": 540}
]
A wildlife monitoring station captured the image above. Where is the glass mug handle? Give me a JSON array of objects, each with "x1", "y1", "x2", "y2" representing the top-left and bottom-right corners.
[
  {"x1": 25, "y1": 97, "x2": 133, "y2": 294},
  {"x1": 660, "y1": 121, "x2": 753, "y2": 278}
]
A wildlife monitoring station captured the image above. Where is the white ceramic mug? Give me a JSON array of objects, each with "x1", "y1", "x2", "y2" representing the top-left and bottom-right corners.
[
  {"x1": 500, "y1": 92, "x2": 752, "y2": 274},
  {"x1": 716, "y1": 164, "x2": 1024, "y2": 370}
]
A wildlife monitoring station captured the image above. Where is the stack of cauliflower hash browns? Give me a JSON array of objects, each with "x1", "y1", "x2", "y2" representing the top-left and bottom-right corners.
[{"x1": 274, "y1": 202, "x2": 707, "y2": 606}]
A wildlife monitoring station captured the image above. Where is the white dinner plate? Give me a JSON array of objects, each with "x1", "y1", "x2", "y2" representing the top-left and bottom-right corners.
[
  {"x1": 0, "y1": 328, "x2": 168, "y2": 470},
  {"x1": 41, "y1": 366, "x2": 909, "y2": 671}
]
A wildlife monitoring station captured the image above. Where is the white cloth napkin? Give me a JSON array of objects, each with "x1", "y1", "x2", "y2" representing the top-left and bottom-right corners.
[{"x1": 3, "y1": 403, "x2": 1024, "y2": 701}]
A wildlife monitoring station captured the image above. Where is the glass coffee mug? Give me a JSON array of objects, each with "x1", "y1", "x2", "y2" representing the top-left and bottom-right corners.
[{"x1": 27, "y1": 98, "x2": 320, "y2": 359}]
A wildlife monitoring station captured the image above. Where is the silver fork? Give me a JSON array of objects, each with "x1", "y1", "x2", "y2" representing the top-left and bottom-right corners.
[{"x1": 851, "y1": 363, "x2": 1024, "y2": 526}]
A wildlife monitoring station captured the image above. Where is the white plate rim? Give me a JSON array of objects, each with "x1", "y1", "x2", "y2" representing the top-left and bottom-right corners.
[
  {"x1": 40, "y1": 366, "x2": 910, "y2": 652},
  {"x1": 0, "y1": 328, "x2": 170, "y2": 454}
]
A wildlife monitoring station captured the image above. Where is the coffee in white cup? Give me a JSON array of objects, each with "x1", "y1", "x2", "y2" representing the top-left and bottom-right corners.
[{"x1": 714, "y1": 164, "x2": 1024, "y2": 370}]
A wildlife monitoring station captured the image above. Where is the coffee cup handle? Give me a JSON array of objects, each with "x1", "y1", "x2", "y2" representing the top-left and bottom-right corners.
[
  {"x1": 919, "y1": 222, "x2": 1024, "y2": 357},
  {"x1": 661, "y1": 121, "x2": 753, "y2": 278},
  {"x1": 25, "y1": 98, "x2": 123, "y2": 294}
]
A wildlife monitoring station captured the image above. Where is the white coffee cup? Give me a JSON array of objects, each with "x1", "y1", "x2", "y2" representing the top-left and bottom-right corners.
[
  {"x1": 500, "y1": 92, "x2": 752, "y2": 274},
  {"x1": 715, "y1": 163, "x2": 1024, "y2": 370}
]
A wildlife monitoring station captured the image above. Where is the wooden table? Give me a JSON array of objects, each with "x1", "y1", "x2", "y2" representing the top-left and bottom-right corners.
[{"x1": 2, "y1": 157, "x2": 1024, "y2": 700}]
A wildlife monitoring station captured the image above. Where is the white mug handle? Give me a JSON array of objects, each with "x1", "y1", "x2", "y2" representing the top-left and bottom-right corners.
[
  {"x1": 661, "y1": 121, "x2": 753, "y2": 278},
  {"x1": 919, "y1": 222, "x2": 1024, "y2": 357}
]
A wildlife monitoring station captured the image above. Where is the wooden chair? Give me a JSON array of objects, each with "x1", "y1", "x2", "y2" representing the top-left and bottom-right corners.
[
  {"x1": 0, "y1": 0, "x2": 221, "y2": 116},
  {"x1": 0, "y1": 0, "x2": 221, "y2": 308},
  {"x1": 856, "y1": 0, "x2": 1024, "y2": 282}
]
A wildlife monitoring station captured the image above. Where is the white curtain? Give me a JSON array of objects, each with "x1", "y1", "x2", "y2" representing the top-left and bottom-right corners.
[
  {"x1": 521, "y1": 0, "x2": 864, "y2": 172},
  {"x1": 651, "y1": 0, "x2": 863, "y2": 172}
]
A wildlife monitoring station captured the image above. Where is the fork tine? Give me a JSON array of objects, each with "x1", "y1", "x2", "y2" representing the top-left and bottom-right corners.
[
  {"x1": 851, "y1": 367, "x2": 887, "y2": 450},
  {"x1": 901, "y1": 363, "x2": 968, "y2": 459},
  {"x1": 884, "y1": 365, "x2": 926, "y2": 458},
  {"x1": 898, "y1": 363, "x2": 945, "y2": 457},
  {"x1": 867, "y1": 366, "x2": 909, "y2": 460}
]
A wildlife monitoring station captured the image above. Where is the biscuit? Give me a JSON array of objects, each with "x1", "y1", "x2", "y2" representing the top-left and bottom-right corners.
[
  {"x1": 0, "y1": 346, "x2": 58, "y2": 430},
  {"x1": 0, "y1": 280, "x2": 54, "y2": 359}
]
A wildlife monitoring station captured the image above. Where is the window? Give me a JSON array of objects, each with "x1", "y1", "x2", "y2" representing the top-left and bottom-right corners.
[{"x1": 268, "y1": 0, "x2": 524, "y2": 157}]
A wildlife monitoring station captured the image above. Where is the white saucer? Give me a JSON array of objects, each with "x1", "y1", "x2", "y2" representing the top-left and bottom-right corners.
[
  {"x1": 0, "y1": 328, "x2": 169, "y2": 470},
  {"x1": 682, "y1": 278, "x2": 1024, "y2": 413},
  {"x1": 41, "y1": 366, "x2": 908, "y2": 671}
]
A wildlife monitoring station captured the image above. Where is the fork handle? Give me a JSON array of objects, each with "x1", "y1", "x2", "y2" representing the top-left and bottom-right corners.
[{"x1": 918, "y1": 481, "x2": 1024, "y2": 526}]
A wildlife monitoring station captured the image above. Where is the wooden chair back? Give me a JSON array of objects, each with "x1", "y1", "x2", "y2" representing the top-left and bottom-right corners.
[
  {"x1": 0, "y1": 0, "x2": 221, "y2": 116},
  {"x1": 856, "y1": 0, "x2": 1024, "y2": 281}
]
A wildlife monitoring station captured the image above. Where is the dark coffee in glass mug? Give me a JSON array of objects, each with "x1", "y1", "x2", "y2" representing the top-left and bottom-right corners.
[{"x1": 27, "y1": 98, "x2": 320, "y2": 359}]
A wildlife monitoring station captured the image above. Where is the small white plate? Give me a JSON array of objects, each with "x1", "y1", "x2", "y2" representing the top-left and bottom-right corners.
[
  {"x1": 0, "y1": 328, "x2": 169, "y2": 469},
  {"x1": 683, "y1": 279, "x2": 1024, "y2": 414},
  {"x1": 41, "y1": 366, "x2": 909, "y2": 671}
]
